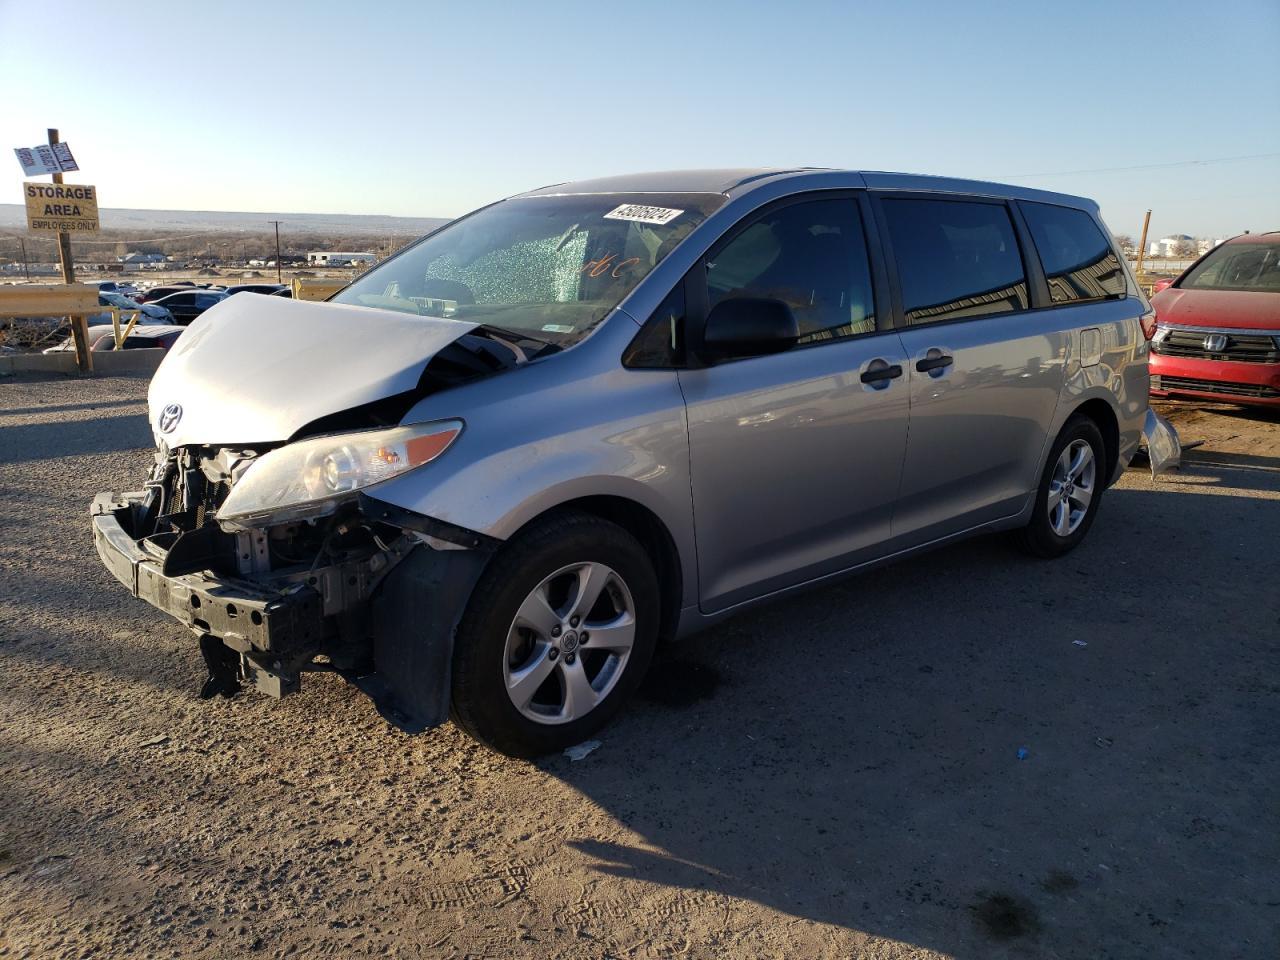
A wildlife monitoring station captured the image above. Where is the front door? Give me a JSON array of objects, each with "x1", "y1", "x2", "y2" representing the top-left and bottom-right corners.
[{"x1": 678, "y1": 195, "x2": 911, "y2": 613}]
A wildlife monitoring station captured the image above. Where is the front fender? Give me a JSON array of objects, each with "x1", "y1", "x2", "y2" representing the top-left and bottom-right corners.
[{"x1": 367, "y1": 325, "x2": 698, "y2": 605}]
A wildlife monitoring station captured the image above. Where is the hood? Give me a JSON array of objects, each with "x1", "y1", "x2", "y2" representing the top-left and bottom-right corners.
[
  {"x1": 148, "y1": 294, "x2": 477, "y2": 447},
  {"x1": 1151, "y1": 287, "x2": 1280, "y2": 331}
]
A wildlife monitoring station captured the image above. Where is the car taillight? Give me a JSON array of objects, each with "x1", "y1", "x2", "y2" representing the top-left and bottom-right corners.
[{"x1": 1140, "y1": 311, "x2": 1158, "y2": 341}]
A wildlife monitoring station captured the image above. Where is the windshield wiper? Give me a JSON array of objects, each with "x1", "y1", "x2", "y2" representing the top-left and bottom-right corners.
[{"x1": 473, "y1": 324, "x2": 560, "y2": 358}]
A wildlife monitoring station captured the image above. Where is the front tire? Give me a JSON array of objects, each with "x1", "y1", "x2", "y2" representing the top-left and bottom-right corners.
[
  {"x1": 450, "y1": 511, "x2": 659, "y2": 757},
  {"x1": 1017, "y1": 416, "x2": 1106, "y2": 558}
]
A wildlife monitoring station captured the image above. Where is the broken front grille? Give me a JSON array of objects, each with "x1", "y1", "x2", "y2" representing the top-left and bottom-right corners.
[
  {"x1": 151, "y1": 448, "x2": 243, "y2": 537},
  {"x1": 172, "y1": 474, "x2": 225, "y2": 527},
  {"x1": 163, "y1": 460, "x2": 230, "y2": 533}
]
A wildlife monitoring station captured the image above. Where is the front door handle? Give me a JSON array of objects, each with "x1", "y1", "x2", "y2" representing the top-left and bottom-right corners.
[
  {"x1": 860, "y1": 361, "x2": 904, "y2": 385},
  {"x1": 916, "y1": 352, "x2": 954, "y2": 373}
]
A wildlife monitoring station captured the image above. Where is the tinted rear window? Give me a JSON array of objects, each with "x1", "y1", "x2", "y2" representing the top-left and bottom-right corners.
[
  {"x1": 1021, "y1": 202, "x2": 1126, "y2": 303},
  {"x1": 880, "y1": 198, "x2": 1028, "y2": 325}
]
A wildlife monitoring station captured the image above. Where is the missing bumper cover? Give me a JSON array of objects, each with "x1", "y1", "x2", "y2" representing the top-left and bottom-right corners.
[{"x1": 92, "y1": 489, "x2": 494, "y2": 729}]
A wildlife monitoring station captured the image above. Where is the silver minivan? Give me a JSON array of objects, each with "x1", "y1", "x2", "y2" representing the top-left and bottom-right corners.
[{"x1": 93, "y1": 169, "x2": 1151, "y2": 755}]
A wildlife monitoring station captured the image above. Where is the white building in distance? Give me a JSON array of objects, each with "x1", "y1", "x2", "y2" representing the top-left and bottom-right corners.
[
  {"x1": 307, "y1": 251, "x2": 376, "y2": 266},
  {"x1": 1148, "y1": 235, "x2": 1192, "y2": 257}
]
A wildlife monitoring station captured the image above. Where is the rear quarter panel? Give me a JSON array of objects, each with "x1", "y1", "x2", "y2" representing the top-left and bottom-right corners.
[{"x1": 1052, "y1": 297, "x2": 1149, "y2": 486}]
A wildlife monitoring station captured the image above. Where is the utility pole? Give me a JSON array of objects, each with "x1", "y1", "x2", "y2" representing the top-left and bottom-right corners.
[
  {"x1": 19, "y1": 238, "x2": 30, "y2": 281},
  {"x1": 1135, "y1": 209, "x2": 1152, "y2": 285},
  {"x1": 48, "y1": 128, "x2": 90, "y2": 372},
  {"x1": 268, "y1": 220, "x2": 283, "y2": 283}
]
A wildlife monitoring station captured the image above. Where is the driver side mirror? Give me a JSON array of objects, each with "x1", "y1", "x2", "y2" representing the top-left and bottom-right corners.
[{"x1": 700, "y1": 297, "x2": 799, "y2": 362}]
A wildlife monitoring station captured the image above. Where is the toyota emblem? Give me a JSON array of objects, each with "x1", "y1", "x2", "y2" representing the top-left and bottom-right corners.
[
  {"x1": 1203, "y1": 334, "x2": 1228, "y2": 353},
  {"x1": 158, "y1": 403, "x2": 183, "y2": 434}
]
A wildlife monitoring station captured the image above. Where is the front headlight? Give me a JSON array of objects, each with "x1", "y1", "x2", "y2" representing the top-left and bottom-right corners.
[{"x1": 216, "y1": 420, "x2": 462, "y2": 528}]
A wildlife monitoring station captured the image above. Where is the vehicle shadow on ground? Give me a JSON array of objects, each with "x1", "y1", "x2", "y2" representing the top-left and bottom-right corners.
[
  {"x1": 0, "y1": 398, "x2": 147, "y2": 418},
  {"x1": 548, "y1": 481, "x2": 1280, "y2": 958},
  {"x1": 0, "y1": 415, "x2": 151, "y2": 463},
  {"x1": 1182, "y1": 447, "x2": 1280, "y2": 473},
  {"x1": 1205, "y1": 405, "x2": 1280, "y2": 426},
  {"x1": 1155, "y1": 399, "x2": 1280, "y2": 425}
]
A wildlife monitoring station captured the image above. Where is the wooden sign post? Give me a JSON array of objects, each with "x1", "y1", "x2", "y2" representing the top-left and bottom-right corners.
[{"x1": 46, "y1": 128, "x2": 91, "y2": 373}]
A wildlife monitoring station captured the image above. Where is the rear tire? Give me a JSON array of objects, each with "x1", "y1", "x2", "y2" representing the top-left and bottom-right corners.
[
  {"x1": 1017, "y1": 416, "x2": 1106, "y2": 559},
  {"x1": 450, "y1": 511, "x2": 659, "y2": 757}
]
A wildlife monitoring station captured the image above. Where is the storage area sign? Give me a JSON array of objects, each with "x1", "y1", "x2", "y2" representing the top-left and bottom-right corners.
[{"x1": 24, "y1": 182, "x2": 100, "y2": 234}]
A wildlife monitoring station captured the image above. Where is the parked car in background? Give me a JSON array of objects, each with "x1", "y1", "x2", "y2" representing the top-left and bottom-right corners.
[
  {"x1": 44, "y1": 323, "x2": 185, "y2": 354},
  {"x1": 149, "y1": 289, "x2": 229, "y2": 324},
  {"x1": 95, "y1": 324, "x2": 185, "y2": 351},
  {"x1": 91, "y1": 280, "x2": 142, "y2": 300},
  {"x1": 91, "y1": 292, "x2": 175, "y2": 326},
  {"x1": 92, "y1": 169, "x2": 1151, "y2": 756},
  {"x1": 136, "y1": 283, "x2": 196, "y2": 304},
  {"x1": 135, "y1": 282, "x2": 223, "y2": 303},
  {"x1": 1150, "y1": 232, "x2": 1280, "y2": 407},
  {"x1": 225, "y1": 283, "x2": 289, "y2": 297}
]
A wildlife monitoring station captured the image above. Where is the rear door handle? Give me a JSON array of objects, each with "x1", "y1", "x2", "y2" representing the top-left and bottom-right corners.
[
  {"x1": 860, "y1": 361, "x2": 904, "y2": 385},
  {"x1": 916, "y1": 352, "x2": 954, "y2": 373}
]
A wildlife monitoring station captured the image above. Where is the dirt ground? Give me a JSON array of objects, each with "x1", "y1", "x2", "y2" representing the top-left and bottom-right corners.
[{"x1": 0, "y1": 375, "x2": 1276, "y2": 960}]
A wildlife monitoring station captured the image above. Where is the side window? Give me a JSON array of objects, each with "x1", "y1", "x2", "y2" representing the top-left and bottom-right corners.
[
  {"x1": 623, "y1": 285, "x2": 685, "y2": 368},
  {"x1": 706, "y1": 198, "x2": 876, "y2": 345},
  {"x1": 1021, "y1": 202, "x2": 1126, "y2": 303},
  {"x1": 880, "y1": 198, "x2": 1029, "y2": 326}
]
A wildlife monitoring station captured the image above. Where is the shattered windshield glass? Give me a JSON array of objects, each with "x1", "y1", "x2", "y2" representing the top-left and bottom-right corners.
[{"x1": 332, "y1": 193, "x2": 724, "y2": 345}]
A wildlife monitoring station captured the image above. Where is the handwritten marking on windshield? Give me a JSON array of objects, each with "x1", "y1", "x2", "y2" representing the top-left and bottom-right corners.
[{"x1": 580, "y1": 254, "x2": 642, "y2": 278}]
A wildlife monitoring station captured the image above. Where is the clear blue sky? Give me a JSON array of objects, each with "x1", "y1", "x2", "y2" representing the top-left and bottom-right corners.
[{"x1": 2, "y1": 0, "x2": 1277, "y2": 241}]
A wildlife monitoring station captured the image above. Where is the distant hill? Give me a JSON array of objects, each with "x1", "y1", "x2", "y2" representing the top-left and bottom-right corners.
[{"x1": 0, "y1": 204, "x2": 450, "y2": 237}]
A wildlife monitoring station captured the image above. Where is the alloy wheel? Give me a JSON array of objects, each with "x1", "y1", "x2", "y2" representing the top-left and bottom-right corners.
[
  {"x1": 503, "y1": 562, "x2": 636, "y2": 725},
  {"x1": 1047, "y1": 438, "x2": 1096, "y2": 537}
]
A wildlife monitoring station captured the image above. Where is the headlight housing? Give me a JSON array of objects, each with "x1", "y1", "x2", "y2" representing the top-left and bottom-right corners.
[{"x1": 216, "y1": 420, "x2": 462, "y2": 528}]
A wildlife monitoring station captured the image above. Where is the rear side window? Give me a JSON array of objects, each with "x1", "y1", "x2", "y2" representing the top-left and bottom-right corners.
[
  {"x1": 706, "y1": 198, "x2": 877, "y2": 345},
  {"x1": 1021, "y1": 202, "x2": 1126, "y2": 302},
  {"x1": 880, "y1": 198, "x2": 1029, "y2": 326}
]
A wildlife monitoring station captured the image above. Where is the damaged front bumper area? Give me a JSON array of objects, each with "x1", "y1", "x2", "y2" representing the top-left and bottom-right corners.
[
  {"x1": 91, "y1": 482, "x2": 494, "y2": 729},
  {"x1": 1141, "y1": 408, "x2": 1182, "y2": 477}
]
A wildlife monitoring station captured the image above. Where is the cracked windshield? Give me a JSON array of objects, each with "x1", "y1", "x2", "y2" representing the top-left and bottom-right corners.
[{"x1": 333, "y1": 193, "x2": 725, "y2": 345}]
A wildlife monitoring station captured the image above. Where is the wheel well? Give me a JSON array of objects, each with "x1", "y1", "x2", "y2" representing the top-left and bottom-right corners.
[
  {"x1": 1070, "y1": 398, "x2": 1119, "y2": 480},
  {"x1": 528, "y1": 496, "x2": 683, "y2": 644}
]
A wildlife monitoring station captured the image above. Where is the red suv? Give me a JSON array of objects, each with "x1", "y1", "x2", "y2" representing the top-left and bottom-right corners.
[{"x1": 1150, "y1": 233, "x2": 1280, "y2": 407}]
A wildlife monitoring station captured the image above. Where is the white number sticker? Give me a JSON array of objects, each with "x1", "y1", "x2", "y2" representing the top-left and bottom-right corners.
[{"x1": 603, "y1": 204, "x2": 684, "y2": 226}]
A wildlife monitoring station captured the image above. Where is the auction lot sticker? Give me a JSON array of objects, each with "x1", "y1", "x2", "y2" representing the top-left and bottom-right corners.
[
  {"x1": 24, "y1": 181, "x2": 99, "y2": 233},
  {"x1": 603, "y1": 204, "x2": 684, "y2": 225}
]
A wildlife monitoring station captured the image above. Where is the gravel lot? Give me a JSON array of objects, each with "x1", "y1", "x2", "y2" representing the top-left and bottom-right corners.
[{"x1": 1, "y1": 374, "x2": 1277, "y2": 960}]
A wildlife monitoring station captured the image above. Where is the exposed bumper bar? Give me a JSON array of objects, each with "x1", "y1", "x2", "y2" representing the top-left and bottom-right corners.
[
  {"x1": 91, "y1": 491, "x2": 493, "y2": 724},
  {"x1": 91, "y1": 491, "x2": 325, "y2": 658}
]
